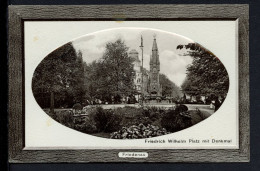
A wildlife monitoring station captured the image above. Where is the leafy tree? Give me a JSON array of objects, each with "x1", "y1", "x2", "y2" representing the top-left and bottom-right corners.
[
  {"x1": 84, "y1": 60, "x2": 104, "y2": 102},
  {"x1": 177, "y1": 43, "x2": 229, "y2": 97},
  {"x1": 32, "y1": 42, "x2": 85, "y2": 111},
  {"x1": 84, "y1": 39, "x2": 135, "y2": 103},
  {"x1": 159, "y1": 74, "x2": 181, "y2": 98}
]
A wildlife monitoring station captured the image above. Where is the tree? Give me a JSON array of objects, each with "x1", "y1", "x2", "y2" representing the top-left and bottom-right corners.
[
  {"x1": 159, "y1": 74, "x2": 181, "y2": 98},
  {"x1": 177, "y1": 43, "x2": 229, "y2": 97},
  {"x1": 32, "y1": 42, "x2": 85, "y2": 110},
  {"x1": 83, "y1": 60, "x2": 104, "y2": 102},
  {"x1": 84, "y1": 39, "x2": 135, "y2": 103}
]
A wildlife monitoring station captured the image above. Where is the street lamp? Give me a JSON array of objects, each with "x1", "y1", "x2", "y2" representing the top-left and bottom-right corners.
[{"x1": 139, "y1": 35, "x2": 144, "y2": 106}]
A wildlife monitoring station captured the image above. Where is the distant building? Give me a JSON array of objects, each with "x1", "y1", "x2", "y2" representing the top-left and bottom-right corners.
[
  {"x1": 129, "y1": 49, "x2": 149, "y2": 101},
  {"x1": 129, "y1": 36, "x2": 162, "y2": 101},
  {"x1": 129, "y1": 49, "x2": 142, "y2": 93}
]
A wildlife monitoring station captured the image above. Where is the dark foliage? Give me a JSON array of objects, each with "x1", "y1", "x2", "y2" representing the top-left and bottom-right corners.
[
  {"x1": 32, "y1": 42, "x2": 85, "y2": 109},
  {"x1": 73, "y1": 115, "x2": 97, "y2": 134},
  {"x1": 83, "y1": 39, "x2": 135, "y2": 103},
  {"x1": 49, "y1": 106, "x2": 196, "y2": 138},
  {"x1": 93, "y1": 107, "x2": 123, "y2": 132},
  {"x1": 54, "y1": 110, "x2": 74, "y2": 128},
  {"x1": 72, "y1": 103, "x2": 83, "y2": 110},
  {"x1": 142, "y1": 106, "x2": 164, "y2": 122},
  {"x1": 177, "y1": 43, "x2": 229, "y2": 97},
  {"x1": 159, "y1": 74, "x2": 182, "y2": 98},
  {"x1": 161, "y1": 105, "x2": 192, "y2": 132}
]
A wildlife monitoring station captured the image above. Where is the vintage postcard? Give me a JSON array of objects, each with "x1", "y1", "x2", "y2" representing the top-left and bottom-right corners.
[{"x1": 24, "y1": 20, "x2": 238, "y2": 150}]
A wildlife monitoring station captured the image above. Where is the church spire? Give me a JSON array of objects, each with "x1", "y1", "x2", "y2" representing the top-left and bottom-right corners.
[
  {"x1": 152, "y1": 34, "x2": 158, "y2": 51},
  {"x1": 150, "y1": 35, "x2": 159, "y2": 66},
  {"x1": 149, "y1": 34, "x2": 161, "y2": 97}
]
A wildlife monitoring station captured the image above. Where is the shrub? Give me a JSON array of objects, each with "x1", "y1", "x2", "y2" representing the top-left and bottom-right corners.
[
  {"x1": 72, "y1": 103, "x2": 83, "y2": 110},
  {"x1": 127, "y1": 115, "x2": 152, "y2": 127},
  {"x1": 93, "y1": 107, "x2": 123, "y2": 132},
  {"x1": 175, "y1": 104, "x2": 188, "y2": 113},
  {"x1": 118, "y1": 106, "x2": 168, "y2": 128},
  {"x1": 104, "y1": 110, "x2": 123, "y2": 132},
  {"x1": 74, "y1": 115, "x2": 97, "y2": 134},
  {"x1": 142, "y1": 106, "x2": 165, "y2": 122},
  {"x1": 161, "y1": 105, "x2": 192, "y2": 132},
  {"x1": 55, "y1": 110, "x2": 74, "y2": 128},
  {"x1": 114, "y1": 106, "x2": 142, "y2": 118}
]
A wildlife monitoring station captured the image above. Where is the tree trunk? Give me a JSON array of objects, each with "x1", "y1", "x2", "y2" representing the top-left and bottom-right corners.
[{"x1": 50, "y1": 91, "x2": 54, "y2": 115}]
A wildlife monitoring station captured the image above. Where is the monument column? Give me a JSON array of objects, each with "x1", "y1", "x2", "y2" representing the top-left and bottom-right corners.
[{"x1": 149, "y1": 35, "x2": 161, "y2": 97}]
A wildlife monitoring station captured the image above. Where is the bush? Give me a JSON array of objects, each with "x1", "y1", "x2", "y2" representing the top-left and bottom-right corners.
[
  {"x1": 93, "y1": 107, "x2": 123, "y2": 132},
  {"x1": 114, "y1": 106, "x2": 142, "y2": 118},
  {"x1": 72, "y1": 103, "x2": 83, "y2": 110},
  {"x1": 74, "y1": 115, "x2": 97, "y2": 134},
  {"x1": 161, "y1": 106, "x2": 192, "y2": 132},
  {"x1": 175, "y1": 104, "x2": 188, "y2": 112},
  {"x1": 142, "y1": 106, "x2": 165, "y2": 122},
  {"x1": 49, "y1": 106, "x2": 194, "y2": 137},
  {"x1": 118, "y1": 106, "x2": 167, "y2": 128},
  {"x1": 55, "y1": 110, "x2": 74, "y2": 128}
]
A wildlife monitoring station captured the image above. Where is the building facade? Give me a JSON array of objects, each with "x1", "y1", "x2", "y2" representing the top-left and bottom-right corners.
[
  {"x1": 129, "y1": 49, "x2": 142, "y2": 93},
  {"x1": 129, "y1": 49, "x2": 149, "y2": 101},
  {"x1": 129, "y1": 36, "x2": 162, "y2": 101}
]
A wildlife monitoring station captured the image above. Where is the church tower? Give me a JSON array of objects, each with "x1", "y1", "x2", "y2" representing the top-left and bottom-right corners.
[{"x1": 149, "y1": 35, "x2": 161, "y2": 97}]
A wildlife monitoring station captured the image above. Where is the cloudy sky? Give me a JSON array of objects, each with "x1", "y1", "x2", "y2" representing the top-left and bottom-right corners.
[{"x1": 72, "y1": 28, "x2": 194, "y2": 87}]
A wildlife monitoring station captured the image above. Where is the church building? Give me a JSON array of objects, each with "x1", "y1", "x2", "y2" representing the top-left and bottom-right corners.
[
  {"x1": 149, "y1": 36, "x2": 162, "y2": 97},
  {"x1": 129, "y1": 36, "x2": 162, "y2": 101}
]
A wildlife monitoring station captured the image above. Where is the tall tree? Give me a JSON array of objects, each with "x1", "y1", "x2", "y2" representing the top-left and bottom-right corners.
[
  {"x1": 32, "y1": 42, "x2": 85, "y2": 110},
  {"x1": 159, "y1": 74, "x2": 181, "y2": 98},
  {"x1": 84, "y1": 60, "x2": 104, "y2": 101},
  {"x1": 177, "y1": 43, "x2": 229, "y2": 97},
  {"x1": 84, "y1": 39, "x2": 135, "y2": 102}
]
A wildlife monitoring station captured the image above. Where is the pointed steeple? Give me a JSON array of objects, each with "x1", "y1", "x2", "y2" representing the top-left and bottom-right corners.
[
  {"x1": 150, "y1": 35, "x2": 160, "y2": 67},
  {"x1": 149, "y1": 34, "x2": 161, "y2": 97},
  {"x1": 152, "y1": 34, "x2": 158, "y2": 52}
]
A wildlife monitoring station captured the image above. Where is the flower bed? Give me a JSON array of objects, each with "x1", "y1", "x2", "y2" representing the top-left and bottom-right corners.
[{"x1": 110, "y1": 124, "x2": 169, "y2": 139}]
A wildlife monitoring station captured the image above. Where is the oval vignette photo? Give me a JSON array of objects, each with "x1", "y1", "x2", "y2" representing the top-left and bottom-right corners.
[{"x1": 31, "y1": 28, "x2": 229, "y2": 139}]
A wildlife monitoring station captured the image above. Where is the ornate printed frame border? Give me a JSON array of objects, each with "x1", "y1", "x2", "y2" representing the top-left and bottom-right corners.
[{"x1": 8, "y1": 4, "x2": 249, "y2": 162}]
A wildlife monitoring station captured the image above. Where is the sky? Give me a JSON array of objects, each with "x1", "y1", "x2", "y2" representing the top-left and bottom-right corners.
[{"x1": 72, "y1": 28, "x2": 194, "y2": 87}]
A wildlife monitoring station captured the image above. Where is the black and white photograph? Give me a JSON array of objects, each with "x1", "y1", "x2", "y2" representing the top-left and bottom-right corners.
[
  {"x1": 8, "y1": 5, "x2": 249, "y2": 163},
  {"x1": 31, "y1": 28, "x2": 229, "y2": 139}
]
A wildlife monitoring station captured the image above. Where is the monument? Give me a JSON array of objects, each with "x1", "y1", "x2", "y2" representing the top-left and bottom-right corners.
[
  {"x1": 149, "y1": 35, "x2": 162, "y2": 98},
  {"x1": 129, "y1": 35, "x2": 162, "y2": 102}
]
